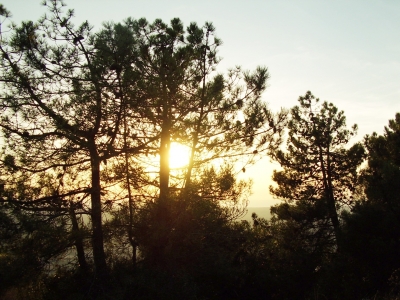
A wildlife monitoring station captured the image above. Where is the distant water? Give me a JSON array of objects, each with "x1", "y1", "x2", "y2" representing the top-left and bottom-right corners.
[{"x1": 240, "y1": 207, "x2": 271, "y2": 223}]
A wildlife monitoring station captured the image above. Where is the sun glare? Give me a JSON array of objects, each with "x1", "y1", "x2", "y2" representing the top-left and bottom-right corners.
[{"x1": 169, "y1": 142, "x2": 191, "y2": 169}]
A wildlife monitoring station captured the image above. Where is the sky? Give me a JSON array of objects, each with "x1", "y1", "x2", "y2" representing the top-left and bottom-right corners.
[{"x1": 2, "y1": 0, "x2": 400, "y2": 207}]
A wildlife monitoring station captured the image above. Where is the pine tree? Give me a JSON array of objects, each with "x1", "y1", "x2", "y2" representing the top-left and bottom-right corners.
[
  {"x1": 0, "y1": 1, "x2": 147, "y2": 282},
  {"x1": 270, "y1": 91, "x2": 364, "y2": 249},
  {"x1": 128, "y1": 18, "x2": 286, "y2": 200},
  {"x1": 362, "y1": 113, "x2": 400, "y2": 207}
]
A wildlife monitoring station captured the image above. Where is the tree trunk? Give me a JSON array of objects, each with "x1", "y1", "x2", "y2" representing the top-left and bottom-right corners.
[
  {"x1": 124, "y1": 114, "x2": 137, "y2": 267},
  {"x1": 159, "y1": 126, "x2": 170, "y2": 200},
  {"x1": 69, "y1": 205, "x2": 88, "y2": 272},
  {"x1": 318, "y1": 145, "x2": 341, "y2": 250},
  {"x1": 88, "y1": 142, "x2": 108, "y2": 281},
  {"x1": 159, "y1": 80, "x2": 171, "y2": 201},
  {"x1": 325, "y1": 150, "x2": 342, "y2": 249},
  {"x1": 184, "y1": 48, "x2": 207, "y2": 189}
]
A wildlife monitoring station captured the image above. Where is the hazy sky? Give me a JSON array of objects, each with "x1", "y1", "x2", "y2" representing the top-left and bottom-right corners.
[{"x1": 3, "y1": 0, "x2": 400, "y2": 207}]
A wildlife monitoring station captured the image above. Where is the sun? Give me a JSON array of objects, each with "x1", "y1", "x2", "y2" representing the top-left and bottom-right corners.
[{"x1": 169, "y1": 142, "x2": 191, "y2": 169}]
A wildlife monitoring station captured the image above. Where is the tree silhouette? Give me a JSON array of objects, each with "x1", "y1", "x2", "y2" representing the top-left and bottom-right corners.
[
  {"x1": 362, "y1": 113, "x2": 400, "y2": 208},
  {"x1": 0, "y1": 1, "x2": 150, "y2": 282},
  {"x1": 270, "y1": 91, "x2": 364, "y2": 249},
  {"x1": 127, "y1": 18, "x2": 286, "y2": 201}
]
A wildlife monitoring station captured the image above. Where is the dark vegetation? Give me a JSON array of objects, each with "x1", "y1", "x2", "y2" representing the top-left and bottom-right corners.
[{"x1": 0, "y1": 2, "x2": 399, "y2": 299}]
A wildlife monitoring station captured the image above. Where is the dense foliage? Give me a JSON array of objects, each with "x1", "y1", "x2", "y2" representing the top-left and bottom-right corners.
[{"x1": 0, "y1": 2, "x2": 399, "y2": 300}]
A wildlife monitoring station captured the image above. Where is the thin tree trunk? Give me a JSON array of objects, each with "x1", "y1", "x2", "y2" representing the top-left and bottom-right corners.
[
  {"x1": 159, "y1": 124, "x2": 170, "y2": 200},
  {"x1": 159, "y1": 79, "x2": 171, "y2": 201},
  {"x1": 69, "y1": 205, "x2": 88, "y2": 272},
  {"x1": 318, "y1": 144, "x2": 341, "y2": 249},
  {"x1": 184, "y1": 45, "x2": 207, "y2": 189},
  {"x1": 325, "y1": 149, "x2": 342, "y2": 248},
  {"x1": 123, "y1": 112, "x2": 137, "y2": 266}
]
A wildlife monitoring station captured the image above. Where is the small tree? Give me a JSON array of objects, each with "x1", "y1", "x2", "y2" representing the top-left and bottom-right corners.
[{"x1": 270, "y1": 91, "x2": 364, "y2": 249}]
